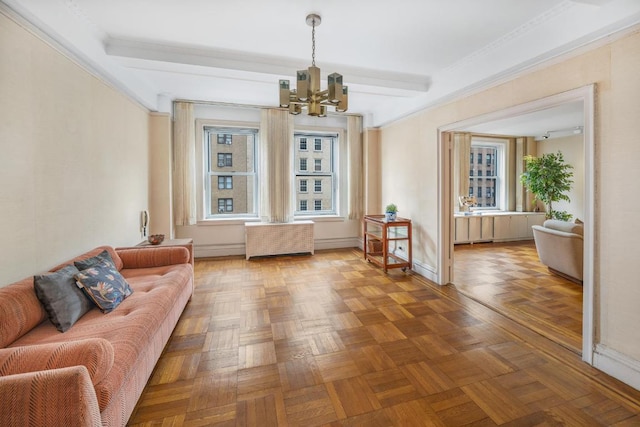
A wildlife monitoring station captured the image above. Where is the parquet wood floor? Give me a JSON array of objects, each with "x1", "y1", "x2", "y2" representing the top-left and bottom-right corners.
[
  {"x1": 128, "y1": 249, "x2": 640, "y2": 426},
  {"x1": 453, "y1": 241, "x2": 582, "y2": 354}
]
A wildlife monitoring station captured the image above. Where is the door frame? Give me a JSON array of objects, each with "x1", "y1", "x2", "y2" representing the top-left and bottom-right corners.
[{"x1": 436, "y1": 85, "x2": 595, "y2": 364}]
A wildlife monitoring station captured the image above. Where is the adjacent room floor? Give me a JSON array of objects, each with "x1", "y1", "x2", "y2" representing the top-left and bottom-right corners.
[
  {"x1": 453, "y1": 240, "x2": 583, "y2": 354},
  {"x1": 129, "y1": 248, "x2": 638, "y2": 426}
]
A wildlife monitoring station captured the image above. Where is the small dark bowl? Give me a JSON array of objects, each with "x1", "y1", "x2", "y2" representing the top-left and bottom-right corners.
[{"x1": 148, "y1": 234, "x2": 165, "y2": 245}]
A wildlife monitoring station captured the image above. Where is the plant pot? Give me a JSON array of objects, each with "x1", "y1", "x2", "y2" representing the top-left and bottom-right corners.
[{"x1": 385, "y1": 212, "x2": 397, "y2": 222}]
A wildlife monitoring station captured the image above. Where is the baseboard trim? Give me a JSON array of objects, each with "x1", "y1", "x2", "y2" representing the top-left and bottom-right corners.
[
  {"x1": 195, "y1": 243, "x2": 245, "y2": 258},
  {"x1": 412, "y1": 260, "x2": 438, "y2": 283},
  {"x1": 314, "y1": 237, "x2": 360, "y2": 251},
  {"x1": 195, "y1": 237, "x2": 360, "y2": 259},
  {"x1": 593, "y1": 344, "x2": 640, "y2": 391}
]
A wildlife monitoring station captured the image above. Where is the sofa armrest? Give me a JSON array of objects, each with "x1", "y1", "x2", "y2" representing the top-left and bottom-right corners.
[
  {"x1": 117, "y1": 246, "x2": 190, "y2": 269},
  {"x1": 0, "y1": 366, "x2": 101, "y2": 426},
  {"x1": 0, "y1": 338, "x2": 114, "y2": 386}
]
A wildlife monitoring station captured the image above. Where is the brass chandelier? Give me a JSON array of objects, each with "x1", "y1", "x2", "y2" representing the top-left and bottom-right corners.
[{"x1": 279, "y1": 14, "x2": 348, "y2": 117}]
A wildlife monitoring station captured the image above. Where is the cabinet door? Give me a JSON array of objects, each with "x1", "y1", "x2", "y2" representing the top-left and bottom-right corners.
[
  {"x1": 511, "y1": 215, "x2": 528, "y2": 239},
  {"x1": 480, "y1": 216, "x2": 494, "y2": 240},
  {"x1": 493, "y1": 216, "x2": 511, "y2": 240},
  {"x1": 455, "y1": 217, "x2": 469, "y2": 243},
  {"x1": 526, "y1": 214, "x2": 546, "y2": 238},
  {"x1": 468, "y1": 217, "x2": 482, "y2": 242}
]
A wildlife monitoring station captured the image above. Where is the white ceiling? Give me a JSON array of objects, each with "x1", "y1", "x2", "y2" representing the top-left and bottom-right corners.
[{"x1": 4, "y1": 0, "x2": 640, "y2": 129}]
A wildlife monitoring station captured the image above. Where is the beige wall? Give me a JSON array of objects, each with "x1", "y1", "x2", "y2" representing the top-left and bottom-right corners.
[
  {"x1": 537, "y1": 134, "x2": 584, "y2": 221},
  {"x1": 377, "y1": 29, "x2": 640, "y2": 362},
  {"x1": 149, "y1": 113, "x2": 173, "y2": 238},
  {"x1": 0, "y1": 12, "x2": 150, "y2": 285}
]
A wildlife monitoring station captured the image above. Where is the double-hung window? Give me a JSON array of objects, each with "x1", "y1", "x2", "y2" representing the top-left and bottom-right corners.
[
  {"x1": 204, "y1": 127, "x2": 258, "y2": 218},
  {"x1": 468, "y1": 139, "x2": 505, "y2": 209},
  {"x1": 294, "y1": 132, "x2": 337, "y2": 216}
]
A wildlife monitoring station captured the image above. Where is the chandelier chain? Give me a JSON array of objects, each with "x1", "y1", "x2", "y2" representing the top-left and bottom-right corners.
[{"x1": 311, "y1": 18, "x2": 316, "y2": 67}]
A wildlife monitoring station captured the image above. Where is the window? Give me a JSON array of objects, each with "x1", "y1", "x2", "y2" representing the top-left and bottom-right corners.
[
  {"x1": 217, "y1": 198, "x2": 233, "y2": 213},
  {"x1": 217, "y1": 153, "x2": 232, "y2": 167},
  {"x1": 217, "y1": 134, "x2": 232, "y2": 145},
  {"x1": 299, "y1": 138, "x2": 307, "y2": 151},
  {"x1": 467, "y1": 140, "x2": 503, "y2": 209},
  {"x1": 218, "y1": 176, "x2": 232, "y2": 189},
  {"x1": 294, "y1": 133, "x2": 337, "y2": 215},
  {"x1": 300, "y1": 179, "x2": 308, "y2": 193},
  {"x1": 205, "y1": 126, "x2": 258, "y2": 218}
]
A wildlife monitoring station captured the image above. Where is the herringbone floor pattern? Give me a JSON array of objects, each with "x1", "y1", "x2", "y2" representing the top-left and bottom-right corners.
[
  {"x1": 453, "y1": 241, "x2": 582, "y2": 353},
  {"x1": 128, "y1": 249, "x2": 640, "y2": 426}
]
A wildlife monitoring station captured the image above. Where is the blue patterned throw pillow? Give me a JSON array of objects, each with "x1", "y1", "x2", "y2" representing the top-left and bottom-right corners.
[{"x1": 74, "y1": 260, "x2": 133, "y2": 313}]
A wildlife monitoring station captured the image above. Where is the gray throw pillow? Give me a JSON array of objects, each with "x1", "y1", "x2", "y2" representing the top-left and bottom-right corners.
[{"x1": 33, "y1": 265, "x2": 94, "y2": 332}]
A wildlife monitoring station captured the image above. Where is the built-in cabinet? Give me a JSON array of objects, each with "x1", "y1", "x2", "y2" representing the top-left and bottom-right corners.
[{"x1": 454, "y1": 212, "x2": 545, "y2": 244}]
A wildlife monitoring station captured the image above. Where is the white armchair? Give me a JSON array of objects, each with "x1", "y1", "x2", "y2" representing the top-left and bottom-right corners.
[{"x1": 532, "y1": 219, "x2": 584, "y2": 282}]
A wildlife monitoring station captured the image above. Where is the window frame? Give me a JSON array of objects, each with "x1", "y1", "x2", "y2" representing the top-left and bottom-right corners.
[
  {"x1": 468, "y1": 137, "x2": 507, "y2": 211},
  {"x1": 200, "y1": 123, "x2": 260, "y2": 220},
  {"x1": 294, "y1": 130, "x2": 339, "y2": 217}
]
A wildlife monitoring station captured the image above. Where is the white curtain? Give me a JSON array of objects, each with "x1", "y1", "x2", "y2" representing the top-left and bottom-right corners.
[
  {"x1": 260, "y1": 109, "x2": 293, "y2": 223},
  {"x1": 453, "y1": 132, "x2": 472, "y2": 212},
  {"x1": 172, "y1": 101, "x2": 197, "y2": 226},
  {"x1": 347, "y1": 115, "x2": 364, "y2": 220}
]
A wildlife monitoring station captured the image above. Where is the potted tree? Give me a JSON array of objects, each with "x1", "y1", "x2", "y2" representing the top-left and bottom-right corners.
[
  {"x1": 520, "y1": 151, "x2": 574, "y2": 221},
  {"x1": 385, "y1": 203, "x2": 398, "y2": 222}
]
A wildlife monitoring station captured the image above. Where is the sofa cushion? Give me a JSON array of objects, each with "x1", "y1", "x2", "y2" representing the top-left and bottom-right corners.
[
  {"x1": 0, "y1": 338, "x2": 114, "y2": 386},
  {"x1": 75, "y1": 262, "x2": 133, "y2": 313},
  {"x1": 543, "y1": 219, "x2": 584, "y2": 236},
  {"x1": 34, "y1": 265, "x2": 94, "y2": 332},
  {"x1": 51, "y1": 246, "x2": 124, "y2": 273},
  {"x1": 0, "y1": 278, "x2": 47, "y2": 348}
]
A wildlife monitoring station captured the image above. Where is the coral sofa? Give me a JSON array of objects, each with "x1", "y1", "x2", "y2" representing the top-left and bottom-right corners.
[
  {"x1": 532, "y1": 219, "x2": 584, "y2": 282},
  {"x1": 0, "y1": 245, "x2": 194, "y2": 426}
]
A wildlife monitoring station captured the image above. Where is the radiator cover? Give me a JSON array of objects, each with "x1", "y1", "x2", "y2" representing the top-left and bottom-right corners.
[{"x1": 245, "y1": 221, "x2": 314, "y2": 260}]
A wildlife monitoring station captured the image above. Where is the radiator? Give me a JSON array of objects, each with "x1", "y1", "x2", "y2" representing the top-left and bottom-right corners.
[{"x1": 245, "y1": 221, "x2": 314, "y2": 260}]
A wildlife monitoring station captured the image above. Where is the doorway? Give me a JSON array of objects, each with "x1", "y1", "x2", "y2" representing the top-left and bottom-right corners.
[{"x1": 437, "y1": 85, "x2": 595, "y2": 363}]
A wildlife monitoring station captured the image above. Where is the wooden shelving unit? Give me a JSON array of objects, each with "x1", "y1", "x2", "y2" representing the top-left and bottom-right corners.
[{"x1": 363, "y1": 215, "x2": 412, "y2": 273}]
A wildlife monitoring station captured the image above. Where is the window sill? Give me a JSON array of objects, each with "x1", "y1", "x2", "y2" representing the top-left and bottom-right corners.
[{"x1": 196, "y1": 215, "x2": 348, "y2": 226}]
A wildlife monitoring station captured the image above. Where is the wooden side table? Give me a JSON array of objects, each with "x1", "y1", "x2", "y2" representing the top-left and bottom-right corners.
[
  {"x1": 363, "y1": 215, "x2": 412, "y2": 273},
  {"x1": 135, "y1": 238, "x2": 194, "y2": 267}
]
